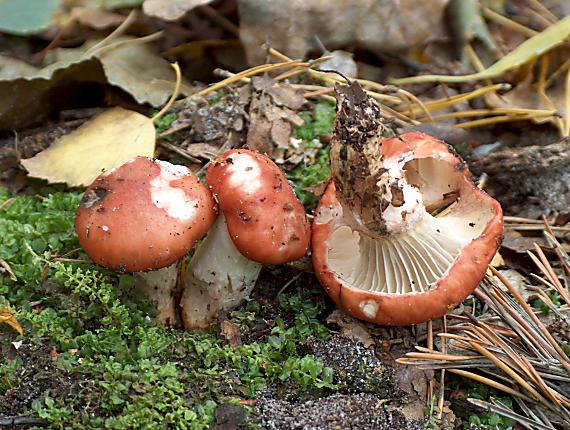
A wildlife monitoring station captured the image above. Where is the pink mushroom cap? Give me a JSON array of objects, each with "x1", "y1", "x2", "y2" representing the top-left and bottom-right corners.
[
  {"x1": 206, "y1": 149, "x2": 310, "y2": 264},
  {"x1": 75, "y1": 156, "x2": 216, "y2": 272}
]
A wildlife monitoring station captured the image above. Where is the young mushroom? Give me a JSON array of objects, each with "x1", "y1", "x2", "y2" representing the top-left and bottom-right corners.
[
  {"x1": 312, "y1": 83, "x2": 504, "y2": 326},
  {"x1": 181, "y1": 149, "x2": 310, "y2": 329},
  {"x1": 75, "y1": 156, "x2": 216, "y2": 325}
]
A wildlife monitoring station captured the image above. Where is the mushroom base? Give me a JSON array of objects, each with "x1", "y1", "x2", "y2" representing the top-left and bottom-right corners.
[
  {"x1": 134, "y1": 263, "x2": 180, "y2": 326},
  {"x1": 180, "y1": 215, "x2": 262, "y2": 329}
]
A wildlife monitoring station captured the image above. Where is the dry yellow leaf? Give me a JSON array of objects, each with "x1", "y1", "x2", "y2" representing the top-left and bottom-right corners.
[
  {"x1": 0, "y1": 307, "x2": 24, "y2": 336},
  {"x1": 21, "y1": 107, "x2": 155, "y2": 187}
]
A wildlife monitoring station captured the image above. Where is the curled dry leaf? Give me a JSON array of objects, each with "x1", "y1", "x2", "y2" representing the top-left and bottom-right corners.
[
  {"x1": 220, "y1": 319, "x2": 242, "y2": 348},
  {"x1": 21, "y1": 107, "x2": 155, "y2": 187},
  {"x1": 246, "y1": 76, "x2": 305, "y2": 157},
  {"x1": 143, "y1": 0, "x2": 214, "y2": 20},
  {"x1": 0, "y1": 307, "x2": 24, "y2": 336},
  {"x1": 69, "y1": 7, "x2": 126, "y2": 29}
]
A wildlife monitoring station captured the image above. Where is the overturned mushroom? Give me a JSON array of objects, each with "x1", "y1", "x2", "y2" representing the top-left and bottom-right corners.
[
  {"x1": 312, "y1": 83, "x2": 503, "y2": 326},
  {"x1": 181, "y1": 149, "x2": 310, "y2": 329},
  {"x1": 75, "y1": 156, "x2": 216, "y2": 325}
]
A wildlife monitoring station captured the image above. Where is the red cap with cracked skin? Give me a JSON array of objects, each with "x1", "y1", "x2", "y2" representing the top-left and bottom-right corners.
[
  {"x1": 75, "y1": 157, "x2": 216, "y2": 272},
  {"x1": 312, "y1": 132, "x2": 504, "y2": 326},
  {"x1": 206, "y1": 148, "x2": 310, "y2": 264}
]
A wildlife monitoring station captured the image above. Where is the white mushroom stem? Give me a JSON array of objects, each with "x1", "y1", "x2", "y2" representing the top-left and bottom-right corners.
[
  {"x1": 180, "y1": 214, "x2": 262, "y2": 329},
  {"x1": 133, "y1": 262, "x2": 179, "y2": 326}
]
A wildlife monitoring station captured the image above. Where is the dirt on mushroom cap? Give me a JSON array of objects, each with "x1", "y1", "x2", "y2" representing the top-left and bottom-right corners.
[
  {"x1": 75, "y1": 156, "x2": 216, "y2": 272},
  {"x1": 206, "y1": 148, "x2": 310, "y2": 264}
]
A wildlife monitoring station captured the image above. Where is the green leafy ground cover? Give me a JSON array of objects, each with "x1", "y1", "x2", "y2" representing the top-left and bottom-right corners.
[
  {"x1": 286, "y1": 101, "x2": 334, "y2": 210},
  {"x1": 0, "y1": 184, "x2": 338, "y2": 428}
]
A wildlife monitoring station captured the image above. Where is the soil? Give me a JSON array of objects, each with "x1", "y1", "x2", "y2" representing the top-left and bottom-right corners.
[
  {"x1": 0, "y1": 339, "x2": 74, "y2": 427},
  {"x1": 253, "y1": 393, "x2": 423, "y2": 430},
  {"x1": 470, "y1": 137, "x2": 570, "y2": 218}
]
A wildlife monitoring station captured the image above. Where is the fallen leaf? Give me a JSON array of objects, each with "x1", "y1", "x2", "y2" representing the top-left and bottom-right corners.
[
  {"x1": 239, "y1": 0, "x2": 448, "y2": 65},
  {"x1": 0, "y1": 307, "x2": 24, "y2": 336},
  {"x1": 485, "y1": 61, "x2": 568, "y2": 129},
  {"x1": 0, "y1": 56, "x2": 38, "y2": 80},
  {"x1": 391, "y1": 15, "x2": 570, "y2": 84},
  {"x1": 143, "y1": 0, "x2": 214, "y2": 20},
  {"x1": 502, "y1": 231, "x2": 550, "y2": 254},
  {"x1": 0, "y1": 0, "x2": 59, "y2": 35},
  {"x1": 246, "y1": 77, "x2": 305, "y2": 157},
  {"x1": 69, "y1": 0, "x2": 145, "y2": 9},
  {"x1": 70, "y1": 7, "x2": 126, "y2": 29},
  {"x1": 97, "y1": 40, "x2": 184, "y2": 107},
  {"x1": 220, "y1": 319, "x2": 242, "y2": 348},
  {"x1": 21, "y1": 107, "x2": 155, "y2": 187},
  {"x1": 0, "y1": 37, "x2": 184, "y2": 131}
]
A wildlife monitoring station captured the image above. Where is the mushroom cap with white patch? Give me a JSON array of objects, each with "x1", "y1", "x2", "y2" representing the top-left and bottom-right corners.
[
  {"x1": 312, "y1": 132, "x2": 504, "y2": 325},
  {"x1": 75, "y1": 156, "x2": 217, "y2": 272},
  {"x1": 206, "y1": 149, "x2": 310, "y2": 264}
]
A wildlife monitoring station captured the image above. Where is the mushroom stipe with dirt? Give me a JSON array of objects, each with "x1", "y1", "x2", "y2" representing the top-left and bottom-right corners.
[{"x1": 311, "y1": 82, "x2": 504, "y2": 326}]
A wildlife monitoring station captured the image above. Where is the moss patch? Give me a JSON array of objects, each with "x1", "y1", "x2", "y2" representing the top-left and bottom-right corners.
[{"x1": 0, "y1": 189, "x2": 337, "y2": 428}]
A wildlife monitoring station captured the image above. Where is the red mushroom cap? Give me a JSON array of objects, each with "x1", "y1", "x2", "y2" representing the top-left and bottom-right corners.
[
  {"x1": 312, "y1": 132, "x2": 504, "y2": 325},
  {"x1": 206, "y1": 149, "x2": 310, "y2": 264},
  {"x1": 75, "y1": 157, "x2": 216, "y2": 272}
]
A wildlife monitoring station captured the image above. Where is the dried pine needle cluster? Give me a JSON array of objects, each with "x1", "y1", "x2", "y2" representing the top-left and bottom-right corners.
[{"x1": 399, "y1": 223, "x2": 570, "y2": 429}]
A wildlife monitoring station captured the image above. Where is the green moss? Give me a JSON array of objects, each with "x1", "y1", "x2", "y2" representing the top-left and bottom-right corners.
[
  {"x1": 286, "y1": 101, "x2": 336, "y2": 210},
  {"x1": 293, "y1": 101, "x2": 336, "y2": 142},
  {"x1": 153, "y1": 112, "x2": 177, "y2": 134},
  {"x1": 0, "y1": 189, "x2": 336, "y2": 428}
]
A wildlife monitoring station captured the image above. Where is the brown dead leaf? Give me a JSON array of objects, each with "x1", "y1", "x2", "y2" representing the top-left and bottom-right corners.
[
  {"x1": 326, "y1": 309, "x2": 375, "y2": 348},
  {"x1": 0, "y1": 37, "x2": 184, "y2": 131},
  {"x1": 143, "y1": 0, "x2": 213, "y2": 20},
  {"x1": 394, "y1": 362, "x2": 432, "y2": 400},
  {"x1": 21, "y1": 107, "x2": 155, "y2": 187},
  {"x1": 502, "y1": 231, "x2": 551, "y2": 254},
  {"x1": 239, "y1": 0, "x2": 448, "y2": 65},
  {"x1": 486, "y1": 70, "x2": 567, "y2": 127},
  {"x1": 0, "y1": 307, "x2": 24, "y2": 336},
  {"x1": 70, "y1": 7, "x2": 125, "y2": 29},
  {"x1": 246, "y1": 77, "x2": 305, "y2": 157},
  {"x1": 220, "y1": 319, "x2": 242, "y2": 348}
]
